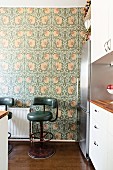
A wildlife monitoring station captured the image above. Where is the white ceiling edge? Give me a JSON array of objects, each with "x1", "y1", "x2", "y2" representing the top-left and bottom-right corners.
[{"x1": 0, "y1": 0, "x2": 86, "y2": 7}]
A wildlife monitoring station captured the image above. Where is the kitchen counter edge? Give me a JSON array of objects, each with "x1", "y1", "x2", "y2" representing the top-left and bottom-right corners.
[{"x1": 90, "y1": 100, "x2": 113, "y2": 113}]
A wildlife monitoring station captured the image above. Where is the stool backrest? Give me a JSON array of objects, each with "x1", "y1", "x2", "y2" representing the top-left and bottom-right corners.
[
  {"x1": 0, "y1": 97, "x2": 14, "y2": 110},
  {"x1": 33, "y1": 97, "x2": 58, "y2": 122},
  {"x1": 33, "y1": 97, "x2": 58, "y2": 108}
]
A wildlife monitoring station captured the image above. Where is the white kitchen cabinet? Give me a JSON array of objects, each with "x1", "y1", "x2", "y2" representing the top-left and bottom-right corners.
[
  {"x1": 107, "y1": 133, "x2": 113, "y2": 170},
  {"x1": 90, "y1": 102, "x2": 113, "y2": 170},
  {"x1": 91, "y1": 0, "x2": 113, "y2": 63},
  {"x1": 91, "y1": 0, "x2": 108, "y2": 63},
  {"x1": 108, "y1": 0, "x2": 113, "y2": 52},
  {"x1": 107, "y1": 111, "x2": 113, "y2": 170},
  {"x1": 89, "y1": 103, "x2": 108, "y2": 170},
  {"x1": 0, "y1": 115, "x2": 8, "y2": 170}
]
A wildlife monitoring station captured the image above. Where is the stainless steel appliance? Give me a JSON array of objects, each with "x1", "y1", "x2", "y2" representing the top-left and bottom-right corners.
[{"x1": 77, "y1": 40, "x2": 91, "y2": 159}]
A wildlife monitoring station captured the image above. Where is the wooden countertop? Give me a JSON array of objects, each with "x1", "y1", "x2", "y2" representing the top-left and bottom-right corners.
[
  {"x1": 91, "y1": 100, "x2": 113, "y2": 113},
  {"x1": 0, "y1": 111, "x2": 8, "y2": 119}
]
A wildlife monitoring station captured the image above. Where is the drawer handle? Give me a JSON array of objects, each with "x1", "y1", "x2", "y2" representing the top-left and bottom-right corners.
[
  {"x1": 104, "y1": 42, "x2": 108, "y2": 52},
  {"x1": 94, "y1": 141, "x2": 98, "y2": 146},
  {"x1": 107, "y1": 39, "x2": 111, "y2": 51},
  {"x1": 94, "y1": 141, "x2": 96, "y2": 145},
  {"x1": 94, "y1": 109, "x2": 97, "y2": 112},
  {"x1": 94, "y1": 125, "x2": 99, "y2": 129}
]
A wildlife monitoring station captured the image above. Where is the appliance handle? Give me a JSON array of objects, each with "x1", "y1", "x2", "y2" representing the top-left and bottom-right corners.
[{"x1": 76, "y1": 77, "x2": 79, "y2": 103}]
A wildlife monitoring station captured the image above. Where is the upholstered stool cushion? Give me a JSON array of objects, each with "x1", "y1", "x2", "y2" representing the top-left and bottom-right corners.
[
  {"x1": 27, "y1": 111, "x2": 53, "y2": 122},
  {"x1": 8, "y1": 111, "x2": 12, "y2": 120}
]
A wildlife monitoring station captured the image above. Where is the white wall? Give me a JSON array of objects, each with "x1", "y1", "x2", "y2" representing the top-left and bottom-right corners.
[{"x1": 0, "y1": 0, "x2": 86, "y2": 7}]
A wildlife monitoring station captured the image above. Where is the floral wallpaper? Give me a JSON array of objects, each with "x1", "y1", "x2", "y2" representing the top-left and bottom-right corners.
[{"x1": 0, "y1": 8, "x2": 86, "y2": 140}]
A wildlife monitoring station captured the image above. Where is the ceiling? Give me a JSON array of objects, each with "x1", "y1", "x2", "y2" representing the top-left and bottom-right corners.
[{"x1": 0, "y1": 0, "x2": 86, "y2": 7}]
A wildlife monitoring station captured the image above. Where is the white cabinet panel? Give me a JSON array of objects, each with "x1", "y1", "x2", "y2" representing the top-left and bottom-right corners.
[
  {"x1": 108, "y1": 111, "x2": 113, "y2": 136},
  {"x1": 90, "y1": 130, "x2": 107, "y2": 170},
  {"x1": 89, "y1": 103, "x2": 108, "y2": 170},
  {"x1": 91, "y1": 0, "x2": 108, "y2": 63},
  {"x1": 109, "y1": 0, "x2": 113, "y2": 52},
  {"x1": 0, "y1": 115, "x2": 8, "y2": 170},
  {"x1": 90, "y1": 104, "x2": 108, "y2": 127},
  {"x1": 90, "y1": 103, "x2": 113, "y2": 169},
  {"x1": 91, "y1": 0, "x2": 113, "y2": 63},
  {"x1": 107, "y1": 134, "x2": 113, "y2": 170},
  {"x1": 107, "y1": 111, "x2": 113, "y2": 170}
]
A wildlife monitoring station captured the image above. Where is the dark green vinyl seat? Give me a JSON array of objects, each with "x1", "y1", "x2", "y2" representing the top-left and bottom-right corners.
[
  {"x1": 27, "y1": 111, "x2": 52, "y2": 122},
  {"x1": 27, "y1": 97, "x2": 58, "y2": 159},
  {"x1": 0, "y1": 97, "x2": 14, "y2": 154}
]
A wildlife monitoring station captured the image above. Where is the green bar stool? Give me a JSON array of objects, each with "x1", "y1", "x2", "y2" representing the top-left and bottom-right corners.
[{"x1": 27, "y1": 97, "x2": 58, "y2": 159}]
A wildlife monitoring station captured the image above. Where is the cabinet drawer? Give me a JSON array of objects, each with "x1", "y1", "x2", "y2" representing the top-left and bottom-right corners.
[
  {"x1": 90, "y1": 103, "x2": 108, "y2": 127},
  {"x1": 90, "y1": 128, "x2": 107, "y2": 147},
  {"x1": 90, "y1": 119, "x2": 107, "y2": 145},
  {"x1": 90, "y1": 123, "x2": 107, "y2": 170},
  {"x1": 89, "y1": 138, "x2": 99, "y2": 170},
  {"x1": 107, "y1": 134, "x2": 113, "y2": 170},
  {"x1": 89, "y1": 135, "x2": 107, "y2": 170},
  {"x1": 90, "y1": 119, "x2": 100, "y2": 138},
  {"x1": 108, "y1": 111, "x2": 113, "y2": 136}
]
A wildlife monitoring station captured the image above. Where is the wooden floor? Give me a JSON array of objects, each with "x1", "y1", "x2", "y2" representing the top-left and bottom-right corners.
[{"x1": 8, "y1": 142, "x2": 94, "y2": 170}]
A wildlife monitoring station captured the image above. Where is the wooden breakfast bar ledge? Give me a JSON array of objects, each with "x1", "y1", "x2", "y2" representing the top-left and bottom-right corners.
[
  {"x1": 0, "y1": 111, "x2": 8, "y2": 170},
  {"x1": 0, "y1": 111, "x2": 8, "y2": 119}
]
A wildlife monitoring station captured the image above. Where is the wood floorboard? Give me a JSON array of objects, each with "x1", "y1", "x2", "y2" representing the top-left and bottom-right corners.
[{"x1": 8, "y1": 142, "x2": 95, "y2": 170}]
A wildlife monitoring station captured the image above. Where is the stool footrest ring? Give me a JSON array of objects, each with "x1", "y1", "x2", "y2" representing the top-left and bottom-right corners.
[{"x1": 30, "y1": 131, "x2": 53, "y2": 143}]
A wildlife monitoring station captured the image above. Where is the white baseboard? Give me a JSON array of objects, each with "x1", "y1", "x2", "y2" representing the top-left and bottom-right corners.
[{"x1": 9, "y1": 138, "x2": 76, "y2": 142}]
